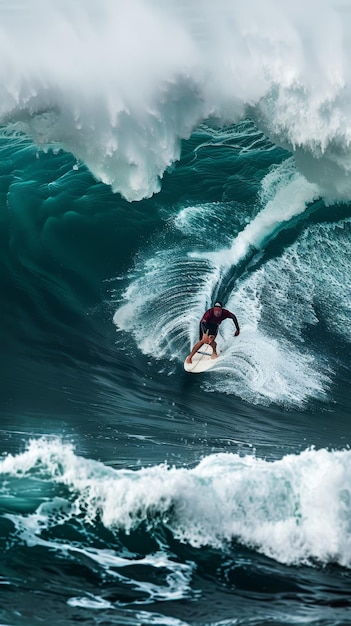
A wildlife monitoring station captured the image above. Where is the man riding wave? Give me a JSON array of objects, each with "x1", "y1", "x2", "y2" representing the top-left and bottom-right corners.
[{"x1": 185, "y1": 301, "x2": 240, "y2": 364}]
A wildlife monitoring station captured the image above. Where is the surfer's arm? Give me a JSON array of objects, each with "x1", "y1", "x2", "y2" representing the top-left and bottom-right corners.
[
  {"x1": 226, "y1": 311, "x2": 240, "y2": 336},
  {"x1": 232, "y1": 314, "x2": 240, "y2": 336}
]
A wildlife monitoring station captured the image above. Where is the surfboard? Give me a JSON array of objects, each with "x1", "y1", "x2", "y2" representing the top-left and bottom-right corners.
[{"x1": 184, "y1": 344, "x2": 222, "y2": 374}]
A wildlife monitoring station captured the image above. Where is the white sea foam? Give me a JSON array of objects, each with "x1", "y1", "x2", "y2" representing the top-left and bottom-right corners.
[
  {"x1": 2, "y1": 438, "x2": 351, "y2": 568},
  {"x1": 114, "y1": 156, "x2": 336, "y2": 406},
  {"x1": 191, "y1": 158, "x2": 320, "y2": 268},
  {"x1": 1, "y1": 0, "x2": 351, "y2": 201},
  {"x1": 205, "y1": 273, "x2": 330, "y2": 406},
  {"x1": 67, "y1": 595, "x2": 113, "y2": 610}
]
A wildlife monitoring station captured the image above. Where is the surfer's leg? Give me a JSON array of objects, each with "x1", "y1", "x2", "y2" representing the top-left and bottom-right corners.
[
  {"x1": 186, "y1": 338, "x2": 206, "y2": 363},
  {"x1": 209, "y1": 337, "x2": 218, "y2": 359}
]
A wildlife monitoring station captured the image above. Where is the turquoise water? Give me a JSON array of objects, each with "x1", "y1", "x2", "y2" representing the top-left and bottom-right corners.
[{"x1": 1, "y1": 2, "x2": 351, "y2": 625}]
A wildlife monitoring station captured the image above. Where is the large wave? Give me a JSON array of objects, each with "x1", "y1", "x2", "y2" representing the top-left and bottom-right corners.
[{"x1": 2, "y1": 0, "x2": 351, "y2": 201}]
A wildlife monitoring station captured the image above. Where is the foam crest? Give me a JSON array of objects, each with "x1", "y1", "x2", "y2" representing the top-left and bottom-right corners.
[
  {"x1": 3, "y1": 439, "x2": 351, "y2": 568},
  {"x1": 2, "y1": 0, "x2": 351, "y2": 200},
  {"x1": 192, "y1": 159, "x2": 319, "y2": 268}
]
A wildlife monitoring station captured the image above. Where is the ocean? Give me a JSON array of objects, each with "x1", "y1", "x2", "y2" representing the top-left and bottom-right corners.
[{"x1": 1, "y1": 1, "x2": 351, "y2": 625}]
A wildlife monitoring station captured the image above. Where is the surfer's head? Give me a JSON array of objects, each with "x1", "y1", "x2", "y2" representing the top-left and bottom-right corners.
[{"x1": 213, "y1": 301, "x2": 223, "y2": 317}]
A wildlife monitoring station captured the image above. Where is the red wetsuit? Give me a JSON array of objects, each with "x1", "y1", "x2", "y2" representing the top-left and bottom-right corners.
[{"x1": 200, "y1": 308, "x2": 239, "y2": 338}]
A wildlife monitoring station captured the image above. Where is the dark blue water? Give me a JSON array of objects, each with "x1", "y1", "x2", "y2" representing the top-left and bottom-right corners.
[{"x1": 2, "y1": 3, "x2": 351, "y2": 625}]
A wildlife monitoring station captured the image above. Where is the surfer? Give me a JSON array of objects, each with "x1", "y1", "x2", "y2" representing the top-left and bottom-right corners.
[{"x1": 185, "y1": 301, "x2": 240, "y2": 364}]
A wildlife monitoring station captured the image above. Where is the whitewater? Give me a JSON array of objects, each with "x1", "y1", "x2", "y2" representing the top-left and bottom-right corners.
[
  {"x1": 3, "y1": 438, "x2": 351, "y2": 568},
  {"x1": 0, "y1": 0, "x2": 351, "y2": 203}
]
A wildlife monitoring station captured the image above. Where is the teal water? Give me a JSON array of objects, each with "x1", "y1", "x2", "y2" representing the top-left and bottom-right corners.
[
  {"x1": 1, "y1": 121, "x2": 351, "y2": 626},
  {"x1": 2, "y1": 2, "x2": 351, "y2": 625}
]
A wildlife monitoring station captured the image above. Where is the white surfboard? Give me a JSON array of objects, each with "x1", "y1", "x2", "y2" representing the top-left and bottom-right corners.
[{"x1": 184, "y1": 344, "x2": 222, "y2": 374}]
